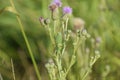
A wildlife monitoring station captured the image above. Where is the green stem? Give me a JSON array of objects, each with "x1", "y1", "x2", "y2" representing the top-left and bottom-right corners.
[
  {"x1": 47, "y1": 25, "x2": 55, "y2": 45},
  {"x1": 53, "y1": 20, "x2": 56, "y2": 35},
  {"x1": 17, "y1": 15, "x2": 41, "y2": 80},
  {"x1": 65, "y1": 18, "x2": 69, "y2": 31},
  {"x1": 73, "y1": 37, "x2": 81, "y2": 55},
  {"x1": 11, "y1": 59, "x2": 16, "y2": 80},
  {"x1": 81, "y1": 68, "x2": 91, "y2": 80},
  {"x1": 55, "y1": 56, "x2": 61, "y2": 80},
  {"x1": 9, "y1": 0, "x2": 41, "y2": 80},
  {"x1": 65, "y1": 37, "x2": 81, "y2": 77},
  {"x1": 61, "y1": 42, "x2": 66, "y2": 55},
  {"x1": 65, "y1": 59, "x2": 73, "y2": 77}
]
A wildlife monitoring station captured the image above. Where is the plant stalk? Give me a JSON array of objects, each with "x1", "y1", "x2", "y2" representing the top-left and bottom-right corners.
[{"x1": 9, "y1": 0, "x2": 41, "y2": 80}]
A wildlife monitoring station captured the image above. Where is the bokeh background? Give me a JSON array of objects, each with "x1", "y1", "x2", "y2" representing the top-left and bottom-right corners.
[{"x1": 0, "y1": 0, "x2": 120, "y2": 80}]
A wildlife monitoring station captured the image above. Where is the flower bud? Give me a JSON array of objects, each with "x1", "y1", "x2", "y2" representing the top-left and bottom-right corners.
[
  {"x1": 44, "y1": 18, "x2": 51, "y2": 25},
  {"x1": 39, "y1": 17, "x2": 50, "y2": 26},
  {"x1": 39, "y1": 17, "x2": 45, "y2": 26},
  {"x1": 95, "y1": 50, "x2": 100, "y2": 58},
  {"x1": 81, "y1": 29, "x2": 87, "y2": 36},
  {"x1": 96, "y1": 37, "x2": 102, "y2": 43}
]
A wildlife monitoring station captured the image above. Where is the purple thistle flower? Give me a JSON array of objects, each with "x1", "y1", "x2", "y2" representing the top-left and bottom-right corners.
[
  {"x1": 53, "y1": 0, "x2": 62, "y2": 7},
  {"x1": 49, "y1": 0, "x2": 62, "y2": 11},
  {"x1": 63, "y1": 6, "x2": 72, "y2": 14}
]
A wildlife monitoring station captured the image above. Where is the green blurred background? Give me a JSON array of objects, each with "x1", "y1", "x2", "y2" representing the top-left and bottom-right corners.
[{"x1": 0, "y1": 0, "x2": 120, "y2": 80}]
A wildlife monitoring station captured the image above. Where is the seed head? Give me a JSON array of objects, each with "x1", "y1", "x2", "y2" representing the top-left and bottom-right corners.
[{"x1": 73, "y1": 18, "x2": 85, "y2": 31}]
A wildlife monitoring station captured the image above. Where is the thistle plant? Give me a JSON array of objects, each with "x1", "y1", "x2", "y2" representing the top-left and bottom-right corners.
[
  {"x1": 1, "y1": 0, "x2": 120, "y2": 79},
  {"x1": 39, "y1": 0, "x2": 100, "y2": 80},
  {"x1": 0, "y1": 0, "x2": 100, "y2": 79}
]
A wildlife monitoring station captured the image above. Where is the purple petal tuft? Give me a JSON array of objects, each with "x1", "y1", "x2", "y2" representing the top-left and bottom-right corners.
[
  {"x1": 63, "y1": 6, "x2": 72, "y2": 14},
  {"x1": 53, "y1": 0, "x2": 62, "y2": 7}
]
